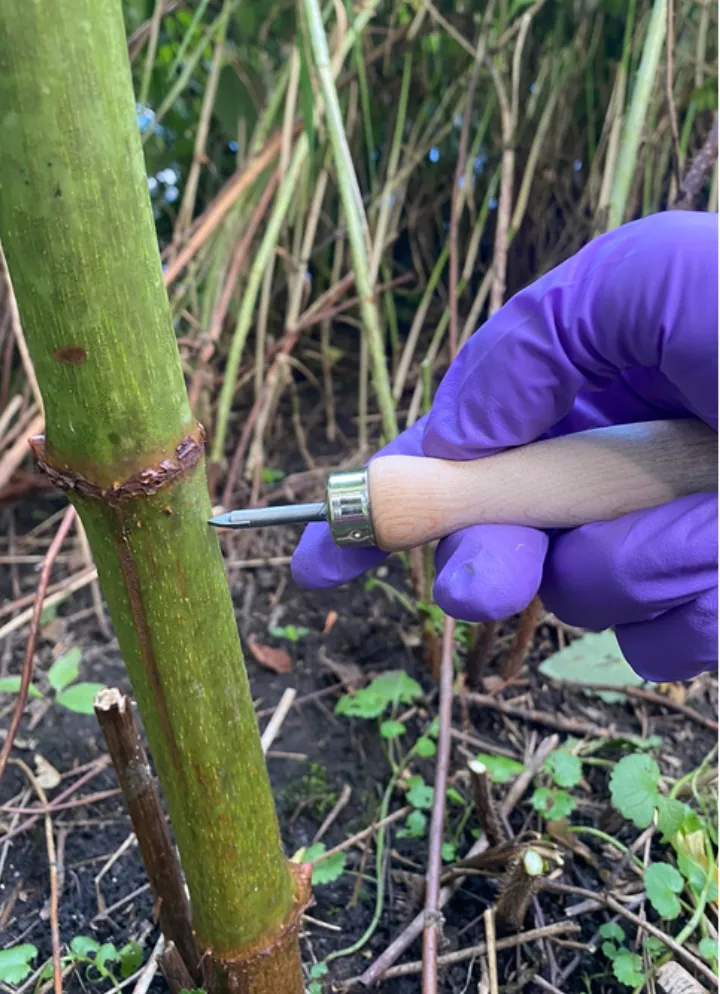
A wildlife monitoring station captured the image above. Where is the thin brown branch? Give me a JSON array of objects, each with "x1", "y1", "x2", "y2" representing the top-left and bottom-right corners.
[
  {"x1": 0, "y1": 566, "x2": 98, "y2": 641},
  {"x1": 0, "y1": 758, "x2": 111, "y2": 846},
  {"x1": 127, "y1": 1, "x2": 180, "y2": 62},
  {"x1": 0, "y1": 242, "x2": 43, "y2": 412},
  {"x1": 363, "y1": 920, "x2": 579, "y2": 982},
  {"x1": 665, "y1": 0, "x2": 683, "y2": 189},
  {"x1": 172, "y1": 3, "x2": 228, "y2": 245},
  {"x1": 0, "y1": 505, "x2": 75, "y2": 782},
  {"x1": 548, "y1": 679, "x2": 718, "y2": 732},
  {"x1": 467, "y1": 692, "x2": 614, "y2": 739},
  {"x1": 218, "y1": 272, "x2": 410, "y2": 506},
  {"x1": 673, "y1": 113, "x2": 719, "y2": 210},
  {"x1": 312, "y1": 783, "x2": 352, "y2": 844},
  {"x1": 11, "y1": 760, "x2": 62, "y2": 994},
  {"x1": 45, "y1": 799, "x2": 62, "y2": 994},
  {"x1": 422, "y1": 616, "x2": 455, "y2": 994},
  {"x1": 94, "y1": 689, "x2": 201, "y2": 984},
  {"x1": 162, "y1": 127, "x2": 294, "y2": 287},
  {"x1": 502, "y1": 595, "x2": 543, "y2": 682},
  {"x1": 466, "y1": 621, "x2": 500, "y2": 688},
  {"x1": 311, "y1": 806, "x2": 412, "y2": 865},
  {"x1": 0, "y1": 412, "x2": 44, "y2": 495},
  {"x1": 0, "y1": 788, "x2": 121, "y2": 815}
]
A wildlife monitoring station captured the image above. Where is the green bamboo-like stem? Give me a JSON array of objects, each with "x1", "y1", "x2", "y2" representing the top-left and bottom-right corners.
[
  {"x1": 210, "y1": 136, "x2": 308, "y2": 465},
  {"x1": 173, "y1": 0, "x2": 234, "y2": 243},
  {"x1": 608, "y1": 0, "x2": 667, "y2": 230},
  {"x1": 303, "y1": 0, "x2": 399, "y2": 442},
  {"x1": 210, "y1": 0, "x2": 380, "y2": 466},
  {"x1": 0, "y1": 3, "x2": 307, "y2": 991},
  {"x1": 595, "y1": 0, "x2": 638, "y2": 229}
]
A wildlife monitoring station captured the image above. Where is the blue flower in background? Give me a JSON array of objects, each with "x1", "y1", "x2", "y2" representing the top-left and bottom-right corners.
[{"x1": 136, "y1": 103, "x2": 155, "y2": 133}]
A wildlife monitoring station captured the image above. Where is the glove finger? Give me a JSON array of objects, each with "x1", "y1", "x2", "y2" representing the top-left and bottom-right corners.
[
  {"x1": 291, "y1": 414, "x2": 430, "y2": 589},
  {"x1": 290, "y1": 521, "x2": 387, "y2": 588},
  {"x1": 423, "y1": 212, "x2": 717, "y2": 461},
  {"x1": 539, "y1": 494, "x2": 718, "y2": 630},
  {"x1": 616, "y1": 587, "x2": 718, "y2": 683},
  {"x1": 432, "y1": 524, "x2": 549, "y2": 621}
]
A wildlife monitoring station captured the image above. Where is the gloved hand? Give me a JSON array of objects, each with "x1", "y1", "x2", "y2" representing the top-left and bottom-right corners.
[{"x1": 292, "y1": 211, "x2": 718, "y2": 682}]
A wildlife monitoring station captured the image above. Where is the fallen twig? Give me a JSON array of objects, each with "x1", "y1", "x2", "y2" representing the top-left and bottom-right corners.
[
  {"x1": 360, "y1": 921, "x2": 579, "y2": 982},
  {"x1": 260, "y1": 687, "x2": 297, "y2": 753},
  {"x1": 131, "y1": 934, "x2": 164, "y2": 994},
  {"x1": 0, "y1": 787, "x2": 121, "y2": 815},
  {"x1": 0, "y1": 756, "x2": 111, "y2": 846},
  {"x1": 484, "y1": 907, "x2": 499, "y2": 994},
  {"x1": 11, "y1": 759, "x2": 62, "y2": 994},
  {"x1": 0, "y1": 566, "x2": 98, "y2": 639},
  {"x1": 311, "y1": 806, "x2": 412, "y2": 864},
  {"x1": 549, "y1": 679, "x2": 718, "y2": 732},
  {"x1": 95, "y1": 832, "x2": 137, "y2": 914},
  {"x1": 467, "y1": 692, "x2": 613, "y2": 739},
  {"x1": 0, "y1": 505, "x2": 75, "y2": 782},
  {"x1": 313, "y1": 784, "x2": 352, "y2": 844}
]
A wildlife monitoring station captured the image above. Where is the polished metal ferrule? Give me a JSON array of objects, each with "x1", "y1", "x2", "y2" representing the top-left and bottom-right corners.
[{"x1": 326, "y1": 467, "x2": 375, "y2": 547}]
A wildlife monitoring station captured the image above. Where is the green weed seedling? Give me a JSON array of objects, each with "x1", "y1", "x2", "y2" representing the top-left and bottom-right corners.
[
  {"x1": 306, "y1": 960, "x2": 328, "y2": 994},
  {"x1": 530, "y1": 747, "x2": 584, "y2": 822},
  {"x1": 261, "y1": 467, "x2": 286, "y2": 484},
  {"x1": 291, "y1": 842, "x2": 346, "y2": 886},
  {"x1": 599, "y1": 923, "x2": 646, "y2": 988},
  {"x1": 0, "y1": 647, "x2": 104, "y2": 715},
  {"x1": 284, "y1": 761, "x2": 338, "y2": 820},
  {"x1": 0, "y1": 944, "x2": 37, "y2": 986},
  {"x1": 35, "y1": 936, "x2": 143, "y2": 989},
  {"x1": 473, "y1": 753, "x2": 525, "y2": 784},
  {"x1": 269, "y1": 624, "x2": 309, "y2": 642},
  {"x1": 335, "y1": 670, "x2": 423, "y2": 726}
]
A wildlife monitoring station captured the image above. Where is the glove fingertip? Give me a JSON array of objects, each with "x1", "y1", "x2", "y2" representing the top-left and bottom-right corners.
[
  {"x1": 290, "y1": 522, "x2": 388, "y2": 589},
  {"x1": 433, "y1": 525, "x2": 548, "y2": 622},
  {"x1": 615, "y1": 587, "x2": 718, "y2": 683}
]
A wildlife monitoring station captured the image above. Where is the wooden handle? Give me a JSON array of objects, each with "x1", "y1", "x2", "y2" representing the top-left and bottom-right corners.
[{"x1": 367, "y1": 419, "x2": 718, "y2": 552}]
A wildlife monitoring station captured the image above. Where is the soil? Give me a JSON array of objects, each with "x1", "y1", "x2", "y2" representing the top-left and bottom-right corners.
[{"x1": 0, "y1": 365, "x2": 717, "y2": 994}]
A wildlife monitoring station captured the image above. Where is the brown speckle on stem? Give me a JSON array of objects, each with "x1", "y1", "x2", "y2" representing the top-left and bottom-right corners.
[{"x1": 52, "y1": 344, "x2": 86, "y2": 363}]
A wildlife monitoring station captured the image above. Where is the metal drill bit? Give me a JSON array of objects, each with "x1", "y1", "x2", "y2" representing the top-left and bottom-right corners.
[
  {"x1": 208, "y1": 467, "x2": 377, "y2": 547},
  {"x1": 208, "y1": 502, "x2": 328, "y2": 530}
]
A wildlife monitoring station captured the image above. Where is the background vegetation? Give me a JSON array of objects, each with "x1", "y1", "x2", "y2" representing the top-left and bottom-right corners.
[{"x1": 0, "y1": 1, "x2": 717, "y2": 992}]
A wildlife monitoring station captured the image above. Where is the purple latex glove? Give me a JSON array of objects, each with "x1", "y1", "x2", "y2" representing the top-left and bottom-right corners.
[{"x1": 292, "y1": 212, "x2": 718, "y2": 682}]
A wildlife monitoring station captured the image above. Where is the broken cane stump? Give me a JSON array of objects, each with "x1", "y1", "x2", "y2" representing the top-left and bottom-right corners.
[{"x1": 94, "y1": 688, "x2": 201, "y2": 983}]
